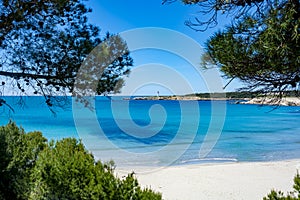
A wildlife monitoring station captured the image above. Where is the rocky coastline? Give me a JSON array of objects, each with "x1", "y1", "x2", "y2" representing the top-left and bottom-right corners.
[
  {"x1": 239, "y1": 97, "x2": 300, "y2": 106},
  {"x1": 124, "y1": 96, "x2": 300, "y2": 106}
]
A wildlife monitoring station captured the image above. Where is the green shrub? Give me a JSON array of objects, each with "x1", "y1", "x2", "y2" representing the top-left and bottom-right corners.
[
  {"x1": 264, "y1": 173, "x2": 300, "y2": 200},
  {"x1": 0, "y1": 122, "x2": 162, "y2": 200},
  {"x1": 0, "y1": 122, "x2": 47, "y2": 199}
]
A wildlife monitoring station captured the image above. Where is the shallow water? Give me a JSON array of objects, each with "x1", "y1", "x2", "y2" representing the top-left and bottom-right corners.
[{"x1": 1, "y1": 96, "x2": 299, "y2": 167}]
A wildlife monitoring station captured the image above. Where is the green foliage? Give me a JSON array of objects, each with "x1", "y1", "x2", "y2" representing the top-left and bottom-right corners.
[
  {"x1": 165, "y1": 0, "x2": 299, "y2": 99},
  {"x1": 264, "y1": 173, "x2": 300, "y2": 200},
  {"x1": 192, "y1": 91, "x2": 260, "y2": 99},
  {"x1": 30, "y1": 138, "x2": 99, "y2": 199},
  {"x1": 203, "y1": 1, "x2": 299, "y2": 96},
  {"x1": 0, "y1": 122, "x2": 47, "y2": 199},
  {"x1": 0, "y1": 122, "x2": 162, "y2": 200},
  {"x1": 0, "y1": 0, "x2": 132, "y2": 109}
]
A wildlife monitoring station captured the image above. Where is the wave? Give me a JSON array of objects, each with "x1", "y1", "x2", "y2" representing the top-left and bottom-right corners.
[{"x1": 180, "y1": 157, "x2": 238, "y2": 164}]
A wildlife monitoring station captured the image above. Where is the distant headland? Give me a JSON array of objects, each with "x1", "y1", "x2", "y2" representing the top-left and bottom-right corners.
[{"x1": 123, "y1": 91, "x2": 300, "y2": 106}]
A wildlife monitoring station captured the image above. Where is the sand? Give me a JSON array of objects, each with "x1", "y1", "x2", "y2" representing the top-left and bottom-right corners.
[{"x1": 117, "y1": 159, "x2": 300, "y2": 200}]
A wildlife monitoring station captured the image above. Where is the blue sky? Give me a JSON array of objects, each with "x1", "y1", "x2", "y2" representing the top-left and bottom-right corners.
[{"x1": 85, "y1": 0, "x2": 242, "y2": 95}]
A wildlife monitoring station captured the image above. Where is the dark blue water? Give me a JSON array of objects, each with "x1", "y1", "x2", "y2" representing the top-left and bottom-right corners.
[{"x1": 0, "y1": 96, "x2": 299, "y2": 167}]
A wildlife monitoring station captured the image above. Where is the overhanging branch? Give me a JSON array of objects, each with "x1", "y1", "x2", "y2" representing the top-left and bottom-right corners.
[{"x1": 0, "y1": 71, "x2": 73, "y2": 80}]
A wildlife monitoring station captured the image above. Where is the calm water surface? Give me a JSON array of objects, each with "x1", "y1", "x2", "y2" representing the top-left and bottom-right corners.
[{"x1": 0, "y1": 96, "x2": 299, "y2": 166}]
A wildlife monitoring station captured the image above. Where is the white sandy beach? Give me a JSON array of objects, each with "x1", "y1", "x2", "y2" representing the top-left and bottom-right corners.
[{"x1": 117, "y1": 159, "x2": 300, "y2": 200}]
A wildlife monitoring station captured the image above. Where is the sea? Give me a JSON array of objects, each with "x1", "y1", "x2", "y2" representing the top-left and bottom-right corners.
[{"x1": 1, "y1": 96, "x2": 300, "y2": 168}]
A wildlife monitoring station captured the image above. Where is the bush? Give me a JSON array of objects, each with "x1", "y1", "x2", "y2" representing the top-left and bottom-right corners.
[
  {"x1": 0, "y1": 122, "x2": 47, "y2": 199},
  {"x1": 0, "y1": 122, "x2": 161, "y2": 200},
  {"x1": 264, "y1": 173, "x2": 300, "y2": 200}
]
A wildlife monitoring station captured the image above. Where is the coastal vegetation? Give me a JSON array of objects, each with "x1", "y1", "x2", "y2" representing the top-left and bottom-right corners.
[
  {"x1": 0, "y1": 0, "x2": 299, "y2": 199},
  {"x1": 264, "y1": 173, "x2": 300, "y2": 200},
  {"x1": 0, "y1": 122, "x2": 161, "y2": 200},
  {"x1": 193, "y1": 92, "x2": 259, "y2": 99},
  {"x1": 195, "y1": 91, "x2": 299, "y2": 99},
  {"x1": 132, "y1": 91, "x2": 299, "y2": 106},
  {"x1": 0, "y1": 0, "x2": 132, "y2": 111},
  {"x1": 165, "y1": 0, "x2": 299, "y2": 99}
]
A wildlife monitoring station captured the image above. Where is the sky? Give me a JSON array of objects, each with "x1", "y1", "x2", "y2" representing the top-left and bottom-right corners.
[{"x1": 84, "y1": 0, "x2": 243, "y2": 96}]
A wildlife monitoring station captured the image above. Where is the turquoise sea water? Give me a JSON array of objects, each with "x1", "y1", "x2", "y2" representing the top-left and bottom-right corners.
[{"x1": 0, "y1": 96, "x2": 300, "y2": 167}]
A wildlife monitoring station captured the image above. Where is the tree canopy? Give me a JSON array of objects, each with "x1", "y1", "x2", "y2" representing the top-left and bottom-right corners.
[
  {"x1": 0, "y1": 0, "x2": 132, "y2": 110},
  {"x1": 0, "y1": 122, "x2": 162, "y2": 200},
  {"x1": 162, "y1": 0, "x2": 292, "y2": 31},
  {"x1": 203, "y1": 1, "x2": 299, "y2": 96},
  {"x1": 0, "y1": 122, "x2": 47, "y2": 199},
  {"x1": 164, "y1": 0, "x2": 299, "y2": 97}
]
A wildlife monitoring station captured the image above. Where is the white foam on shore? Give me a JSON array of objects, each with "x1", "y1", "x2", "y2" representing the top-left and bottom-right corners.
[{"x1": 180, "y1": 157, "x2": 238, "y2": 164}]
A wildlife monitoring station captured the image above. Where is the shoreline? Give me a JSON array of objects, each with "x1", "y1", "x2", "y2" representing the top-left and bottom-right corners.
[
  {"x1": 126, "y1": 96, "x2": 241, "y2": 101},
  {"x1": 240, "y1": 97, "x2": 300, "y2": 106},
  {"x1": 116, "y1": 159, "x2": 300, "y2": 200},
  {"x1": 126, "y1": 96, "x2": 300, "y2": 106}
]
